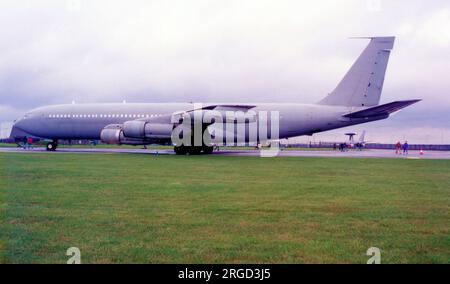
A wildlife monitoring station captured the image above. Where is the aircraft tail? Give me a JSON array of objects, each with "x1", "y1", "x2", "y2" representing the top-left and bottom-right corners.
[
  {"x1": 358, "y1": 130, "x2": 366, "y2": 143},
  {"x1": 319, "y1": 37, "x2": 395, "y2": 107}
]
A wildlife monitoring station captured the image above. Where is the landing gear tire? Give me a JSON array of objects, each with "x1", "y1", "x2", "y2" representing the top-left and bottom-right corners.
[
  {"x1": 46, "y1": 142, "x2": 57, "y2": 151},
  {"x1": 174, "y1": 146, "x2": 187, "y2": 155},
  {"x1": 189, "y1": 146, "x2": 202, "y2": 155},
  {"x1": 175, "y1": 145, "x2": 213, "y2": 155},
  {"x1": 202, "y1": 146, "x2": 214, "y2": 154}
]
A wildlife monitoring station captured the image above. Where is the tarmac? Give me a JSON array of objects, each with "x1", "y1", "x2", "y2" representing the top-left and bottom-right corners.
[{"x1": 1, "y1": 146, "x2": 450, "y2": 159}]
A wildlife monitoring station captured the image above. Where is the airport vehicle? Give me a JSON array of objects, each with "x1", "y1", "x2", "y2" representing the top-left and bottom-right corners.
[{"x1": 10, "y1": 37, "x2": 420, "y2": 154}]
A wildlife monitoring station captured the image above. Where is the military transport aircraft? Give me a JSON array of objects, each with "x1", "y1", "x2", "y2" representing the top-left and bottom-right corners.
[{"x1": 10, "y1": 37, "x2": 420, "y2": 155}]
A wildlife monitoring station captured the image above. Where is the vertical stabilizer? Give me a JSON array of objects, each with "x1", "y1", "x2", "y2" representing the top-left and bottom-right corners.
[
  {"x1": 319, "y1": 37, "x2": 395, "y2": 107},
  {"x1": 358, "y1": 130, "x2": 366, "y2": 143}
]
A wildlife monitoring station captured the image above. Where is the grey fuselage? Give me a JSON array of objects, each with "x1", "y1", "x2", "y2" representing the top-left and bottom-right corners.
[
  {"x1": 11, "y1": 102, "x2": 381, "y2": 142},
  {"x1": 10, "y1": 37, "x2": 408, "y2": 145}
]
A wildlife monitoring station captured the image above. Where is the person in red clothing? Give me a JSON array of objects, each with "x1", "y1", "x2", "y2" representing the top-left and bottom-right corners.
[{"x1": 27, "y1": 136, "x2": 33, "y2": 149}]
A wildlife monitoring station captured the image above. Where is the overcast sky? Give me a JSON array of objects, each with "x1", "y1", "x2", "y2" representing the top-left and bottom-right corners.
[{"x1": 0, "y1": 0, "x2": 449, "y2": 143}]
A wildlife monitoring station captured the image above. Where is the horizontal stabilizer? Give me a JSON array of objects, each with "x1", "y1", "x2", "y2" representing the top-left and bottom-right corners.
[{"x1": 343, "y1": 99, "x2": 421, "y2": 119}]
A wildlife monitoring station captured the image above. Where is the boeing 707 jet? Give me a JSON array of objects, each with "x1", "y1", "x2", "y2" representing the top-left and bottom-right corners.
[{"x1": 10, "y1": 37, "x2": 420, "y2": 155}]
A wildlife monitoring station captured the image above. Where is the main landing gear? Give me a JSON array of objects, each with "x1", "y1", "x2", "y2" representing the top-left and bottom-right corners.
[
  {"x1": 46, "y1": 140, "x2": 58, "y2": 151},
  {"x1": 174, "y1": 145, "x2": 214, "y2": 155}
]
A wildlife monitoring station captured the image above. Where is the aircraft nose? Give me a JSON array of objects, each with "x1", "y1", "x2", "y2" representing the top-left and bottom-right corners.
[
  {"x1": 13, "y1": 114, "x2": 33, "y2": 133},
  {"x1": 13, "y1": 117, "x2": 27, "y2": 132}
]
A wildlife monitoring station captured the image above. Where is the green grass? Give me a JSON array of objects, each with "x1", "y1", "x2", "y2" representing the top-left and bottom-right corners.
[
  {"x1": 0, "y1": 153, "x2": 449, "y2": 263},
  {"x1": 0, "y1": 143, "x2": 19, "y2": 148}
]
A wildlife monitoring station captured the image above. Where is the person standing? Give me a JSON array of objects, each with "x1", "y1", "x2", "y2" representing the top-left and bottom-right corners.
[
  {"x1": 27, "y1": 136, "x2": 33, "y2": 149},
  {"x1": 395, "y1": 141, "x2": 401, "y2": 154},
  {"x1": 402, "y1": 141, "x2": 409, "y2": 155},
  {"x1": 23, "y1": 137, "x2": 28, "y2": 149}
]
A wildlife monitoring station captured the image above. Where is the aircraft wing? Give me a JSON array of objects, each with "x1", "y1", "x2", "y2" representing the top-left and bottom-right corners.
[
  {"x1": 188, "y1": 104, "x2": 257, "y2": 112},
  {"x1": 343, "y1": 99, "x2": 421, "y2": 119},
  {"x1": 174, "y1": 104, "x2": 258, "y2": 124}
]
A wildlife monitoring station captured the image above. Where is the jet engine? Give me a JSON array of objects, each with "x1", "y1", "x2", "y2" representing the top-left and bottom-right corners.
[
  {"x1": 100, "y1": 124, "x2": 148, "y2": 145},
  {"x1": 122, "y1": 120, "x2": 174, "y2": 139}
]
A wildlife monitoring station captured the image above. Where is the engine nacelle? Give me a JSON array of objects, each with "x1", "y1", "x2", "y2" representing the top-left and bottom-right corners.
[
  {"x1": 123, "y1": 120, "x2": 146, "y2": 138},
  {"x1": 100, "y1": 128, "x2": 122, "y2": 144},
  {"x1": 144, "y1": 123, "x2": 173, "y2": 139},
  {"x1": 122, "y1": 120, "x2": 174, "y2": 139},
  {"x1": 100, "y1": 124, "x2": 147, "y2": 145}
]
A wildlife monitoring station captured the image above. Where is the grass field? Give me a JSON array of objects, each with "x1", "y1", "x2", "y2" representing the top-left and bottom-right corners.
[{"x1": 0, "y1": 152, "x2": 449, "y2": 263}]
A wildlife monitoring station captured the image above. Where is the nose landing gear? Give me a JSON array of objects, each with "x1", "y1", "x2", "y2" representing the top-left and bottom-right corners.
[{"x1": 46, "y1": 140, "x2": 58, "y2": 151}]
